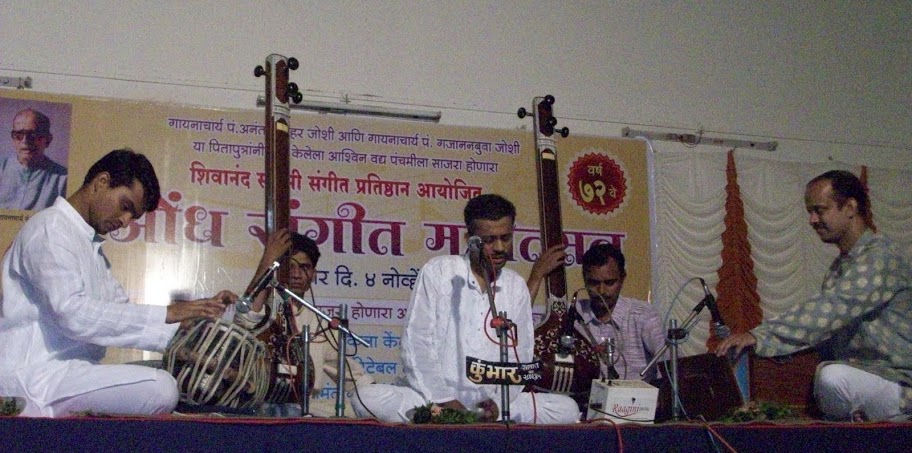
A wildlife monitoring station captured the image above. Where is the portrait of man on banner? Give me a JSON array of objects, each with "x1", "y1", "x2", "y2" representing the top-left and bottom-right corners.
[{"x1": 0, "y1": 97, "x2": 71, "y2": 212}]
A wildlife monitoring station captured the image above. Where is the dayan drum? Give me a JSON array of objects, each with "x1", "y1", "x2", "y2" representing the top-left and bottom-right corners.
[{"x1": 163, "y1": 318, "x2": 271, "y2": 409}]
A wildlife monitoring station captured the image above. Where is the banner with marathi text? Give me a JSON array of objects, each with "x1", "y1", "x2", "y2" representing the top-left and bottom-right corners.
[{"x1": 0, "y1": 90, "x2": 649, "y2": 402}]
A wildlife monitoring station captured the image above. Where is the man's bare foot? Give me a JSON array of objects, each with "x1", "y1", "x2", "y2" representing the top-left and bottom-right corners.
[{"x1": 851, "y1": 410, "x2": 868, "y2": 422}]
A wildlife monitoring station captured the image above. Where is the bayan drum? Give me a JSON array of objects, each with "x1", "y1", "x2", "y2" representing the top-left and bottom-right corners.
[
  {"x1": 255, "y1": 308, "x2": 316, "y2": 404},
  {"x1": 164, "y1": 318, "x2": 271, "y2": 409}
]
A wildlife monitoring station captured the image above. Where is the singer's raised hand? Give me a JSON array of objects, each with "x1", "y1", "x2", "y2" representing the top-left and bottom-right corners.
[
  {"x1": 257, "y1": 228, "x2": 291, "y2": 276},
  {"x1": 166, "y1": 293, "x2": 233, "y2": 324},
  {"x1": 243, "y1": 228, "x2": 292, "y2": 313},
  {"x1": 715, "y1": 331, "x2": 757, "y2": 357},
  {"x1": 526, "y1": 244, "x2": 567, "y2": 301}
]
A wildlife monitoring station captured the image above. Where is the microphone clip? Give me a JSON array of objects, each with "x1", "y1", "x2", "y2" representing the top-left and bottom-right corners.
[
  {"x1": 236, "y1": 261, "x2": 280, "y2": 314},
  {"x1": 698, "y1": 278, "x2": 730, "y2": 339}
]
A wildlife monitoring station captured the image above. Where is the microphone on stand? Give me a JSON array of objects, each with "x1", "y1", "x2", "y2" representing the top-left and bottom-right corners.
[
  {"x1": 236, "y1": 261, "x2": 280, "y2": 313},
  {"x1": 559, "y1": 289, "x2": 583, "y2": 353},
  {"x1": 467, "y1": 235, "x2": 489, "y2": 274},
  {"x1": 699, "y1": 278, "x2": 730, "y2": 340},
  {"x1": 467, "y1": 235, "x2": 483, "y2": 256}
]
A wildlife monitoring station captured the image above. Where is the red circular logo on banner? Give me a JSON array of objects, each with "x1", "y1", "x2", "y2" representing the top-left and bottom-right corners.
[{"x1": 567, "y1": 153, "x2": 627, "y2": 215}]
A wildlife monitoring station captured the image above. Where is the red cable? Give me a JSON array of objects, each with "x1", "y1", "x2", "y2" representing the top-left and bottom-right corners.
[
  {"x1": 702, "y1": 420, "x2": 739, "y2": 453},
  {"x1": 581, "y1": 417, "x2": 624, "y2": 453}
]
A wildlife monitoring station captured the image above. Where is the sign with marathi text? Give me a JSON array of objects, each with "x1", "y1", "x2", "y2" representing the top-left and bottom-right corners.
[
  {"x1": 465, "y1": 356, "x2": 543, "y2": 386},
  {"x1": 0, "y1": 90, "x2": 649, "y2": 393}
]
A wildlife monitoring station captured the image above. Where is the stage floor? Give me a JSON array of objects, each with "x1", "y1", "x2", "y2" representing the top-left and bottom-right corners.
[{"x1": 2, "y1": 414, "x2": 911, "y2": 453}]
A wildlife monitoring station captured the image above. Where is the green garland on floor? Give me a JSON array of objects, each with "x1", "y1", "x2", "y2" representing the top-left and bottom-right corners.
[
  {"x1": 412, "y1": 403, "x2": 480, "y2": 424},
  {"x1": 1, "y1": 397, "x2": 23, "y2": 416},
  {"x1": 719, "y1": 401, "x2": 795, "y2": 423}
]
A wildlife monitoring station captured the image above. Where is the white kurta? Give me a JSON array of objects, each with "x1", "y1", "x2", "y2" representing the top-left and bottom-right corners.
[
  {"x1": 352, "y1": 253, "x2": 579, "y2": 423},
  {"x1": 401, "y1": 253, "x2": 533, "y2": 407},
  {"x1": 0, "y1": 197, "x2": 177, "y2": 416}
]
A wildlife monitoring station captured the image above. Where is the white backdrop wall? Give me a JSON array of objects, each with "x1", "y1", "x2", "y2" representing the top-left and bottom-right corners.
[
  {"x1": 651, "y1": 146, "x2": 912, "y2": 355},
  {"x1": 1, "y1": 1, "x2": 908, "y2": 163},
  {"x1": 2, "y1": 1, "x2": 911, "y2": 356}
]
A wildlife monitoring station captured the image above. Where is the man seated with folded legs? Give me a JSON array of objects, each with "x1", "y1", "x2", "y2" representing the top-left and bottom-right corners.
[{"x1": 351, "y1": 194, "x2": 580, "y2": 424}]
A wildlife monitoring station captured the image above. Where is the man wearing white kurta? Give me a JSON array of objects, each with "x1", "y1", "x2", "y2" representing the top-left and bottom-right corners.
[
  {"x1": 0, "y1": 149, "x2": 230, "y2": 417},
  {"x1": 351, "y1": 194, "x2": 579, "y2": 424}
]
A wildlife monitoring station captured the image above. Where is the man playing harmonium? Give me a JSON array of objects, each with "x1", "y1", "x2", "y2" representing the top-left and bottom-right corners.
[{"x1": 716, "y1": 170, "x2": 912, "y2": 422}]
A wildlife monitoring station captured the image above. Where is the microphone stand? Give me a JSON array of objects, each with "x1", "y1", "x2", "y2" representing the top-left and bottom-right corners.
[
  {"x1": 271, "y1": 284, "x2": 371, "y2": 417},
  {"x1": 334, "y1": 305, "x2": 349, "y2": 417},
  {"x1": 493, "y1": 309, "x2": 512, "y2": 423},
  {"x1": 475, "y1": 250, "x2": 512, "y2": 423},
  {"x1": 640, "y1": 296, "x2": 710, "y2": 421},
  {"x1": 297, "y1": 324, "x2": 311, "y2": 416}
]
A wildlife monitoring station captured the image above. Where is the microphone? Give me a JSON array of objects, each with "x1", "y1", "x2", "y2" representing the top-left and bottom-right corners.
[
  {"x1": 236, "y1": 261, "x2": 280, "y2": 314},
  {"x1": 559, "y1": 298, "x2": 580, "y2": 353},
  {"x1": 467, "y1": 235, "x2": 487, "y2": 271},
  {"x1": 559, "y1": 288, "x2": 586, "y2": 354},
  {"x1": 699, "y1": 278, "x2": 730, "y2": 339},
  {"x1": 467, "y1": 235, "x2": 483, "y2": 254}
]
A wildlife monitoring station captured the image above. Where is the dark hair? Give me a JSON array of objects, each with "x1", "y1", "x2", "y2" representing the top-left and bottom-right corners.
[
  {"x1": 82, "y1": 148, "x2": 161, "y2": 212},
  {"x1": 290, "y1": 232, "x2": 321, "y2": 266},
  {"x1": 582, "y1": 242, "x2": 626, "y2": 277},
  {"x1": 463, "y1": 194, "x2": 516, "y2": 235},
  {"x1": 15, "y1": 109, "x2": 51, "y2": 135},
  {"x1": 809, "y1": 170, "x2": 874, "y2": 230}
]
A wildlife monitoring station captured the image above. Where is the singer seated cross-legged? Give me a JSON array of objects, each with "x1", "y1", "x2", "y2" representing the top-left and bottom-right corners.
[
  {"x1": 233, "y1": 228, "x2": 373, "y2": 417},
  {"x1": 351, "y1": 194, "x2": 580, "y2": 424},
  {"x1": 717, "y1": 170, "x2": 912, "y2": 422},
  {"x1": 0, "y1": 149, "x2": 234, "y2": 417},
  {"x1": 528, "y1": 242, "x2": 666, "y2": 382}
]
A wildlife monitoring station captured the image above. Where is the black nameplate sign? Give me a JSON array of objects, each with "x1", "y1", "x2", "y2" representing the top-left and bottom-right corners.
[{"x1": 465, "y1": 357, "x2": 543, "y2": 385}]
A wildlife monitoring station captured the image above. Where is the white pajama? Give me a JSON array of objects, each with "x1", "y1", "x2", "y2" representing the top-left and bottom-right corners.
[
  {"x1": 0, "y1": 197, "x2": 179, "y2": 417},
  {"x1": 814, "y1": 363, "x2": 904, "y2": 421},
  {"x1": 352, "y1": 254, "x2": 579, "y2": 424},
  {"x1": 352, "y1": 382, "x2": 579, "y2": 424}
]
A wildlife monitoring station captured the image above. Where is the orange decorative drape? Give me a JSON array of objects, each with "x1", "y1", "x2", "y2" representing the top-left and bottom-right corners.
[
  {"x1": 707, "y1": 150, "x2": 763, "y2": 351},
  {"x1": 859, "y1": 165, "x2": 877, "y2": 233}
]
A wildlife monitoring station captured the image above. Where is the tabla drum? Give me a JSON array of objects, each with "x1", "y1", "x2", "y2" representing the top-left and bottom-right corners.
[{"x1": 163, "y1": 318, "x2": 271, "y2": 409}]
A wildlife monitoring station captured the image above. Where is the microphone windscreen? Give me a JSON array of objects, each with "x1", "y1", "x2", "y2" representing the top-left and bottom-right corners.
[{"x1": 467, "y1": 235, "x2": 482, "y2": 253}]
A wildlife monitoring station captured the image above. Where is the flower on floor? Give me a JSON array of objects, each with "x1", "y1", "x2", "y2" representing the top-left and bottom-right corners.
[{"x1": 411, "y1": 403, "x2": 479, "y2": 424}]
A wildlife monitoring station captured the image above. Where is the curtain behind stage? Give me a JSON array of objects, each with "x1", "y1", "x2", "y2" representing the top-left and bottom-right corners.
[{"x1": 651, "y1": 149, "x2": 912, "y2": 357}]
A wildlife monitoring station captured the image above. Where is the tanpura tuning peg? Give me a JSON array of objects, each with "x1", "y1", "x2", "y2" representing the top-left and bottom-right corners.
[
  {"x1": 292, "y1": 92, "x2": 303, "y2": 104},
  {"x1": 254, "y1": 65, "x2": 265, "y2": 77},
  {"x1": 517, "y1": 107, "x2": 528, "y2": 119},
  {"x1": 288, "y1": 58, "x2": 299, "y2": 70},
  {"x1": 558, "y1": 127, "x2": 569, "y2": 138},
  {"x1": 288, "y1": 82, "x2": 299, "y2": 95},
  {"x1": 543, "y1": 94, "x2": 555, "y2": 105}
]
